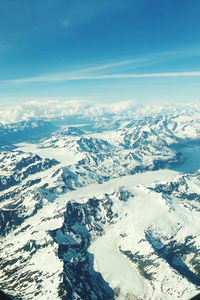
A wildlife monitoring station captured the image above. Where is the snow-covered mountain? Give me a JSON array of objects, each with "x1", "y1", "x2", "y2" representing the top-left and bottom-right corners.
[
  {"x1": 0, "y1": 102, "x2": 200, "y2": 300},
  {"x1": 0, "y1": 120, "x2": 57, "y2": 149}
]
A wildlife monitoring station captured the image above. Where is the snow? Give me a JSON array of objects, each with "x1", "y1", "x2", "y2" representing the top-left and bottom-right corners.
[
  {"x1": 85, "y1": 170, "x2": 200, "y2": 299},
  {"x1": 1, "y1": 103, "x2": 200, "y2": 299},
  {"x1": 16, "y1": 142, "x2": 84, "y2": 165},
  {"x1": 60, "y1": 169, "x2": 179, "y2": 202},
  {"x1": 89, "y1": 231, "x2": 149, "y2": 300}
]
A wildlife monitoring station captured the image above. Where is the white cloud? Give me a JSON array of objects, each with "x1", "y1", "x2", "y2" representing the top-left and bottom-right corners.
[
  {"x1": 0, "y1": 100, "x2": 138, "y2": 124},
  {"x1": 1, "y1": 49, "x2": 200, "y2": 86},
  {"x1": 87, "y1": 71, "x2": 200, "y2": 79},
  {"x1": 1, "y1": 99, "x2": 200, "y2": 125},
  {"x1": 2, "y1": 69, "x2": 200, "y2": 85},
  {"x1": 1, "y1": 58, "x2": 152, "y2": 84}
]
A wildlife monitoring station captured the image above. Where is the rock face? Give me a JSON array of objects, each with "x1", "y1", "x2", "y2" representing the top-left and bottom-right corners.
[
  {"x1": 0, "y1": 208, "x2": 23, "y2": 236},
  {"x1": 0, "y1": 151, "x2": 58, "y2": 191},
  {"x1": 50, "y1": 197, "x2": 116, "y2": 300},
  {"x1": 0, "y1": 104, "x2": 200, "y2": 299}
]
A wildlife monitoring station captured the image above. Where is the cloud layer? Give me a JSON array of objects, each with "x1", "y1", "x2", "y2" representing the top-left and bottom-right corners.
[
  {"x1": 0, "y1": 100, "x2": 138, "y2": 124},
  {"x1": 0, "y1": 100, "x2": 200, "y2": 125}
]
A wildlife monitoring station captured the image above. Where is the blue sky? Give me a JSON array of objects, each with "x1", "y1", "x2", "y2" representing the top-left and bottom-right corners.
[{"x1": 1, "y1": 0, "x2": 200, "y2": 105}]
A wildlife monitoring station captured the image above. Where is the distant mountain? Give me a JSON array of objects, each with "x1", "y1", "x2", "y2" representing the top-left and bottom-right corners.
[{"x1": 0, "y1": 120, "x2": 57, "y2": 147}]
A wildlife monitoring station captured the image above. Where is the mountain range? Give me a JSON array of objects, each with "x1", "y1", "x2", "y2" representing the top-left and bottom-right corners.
[{"x1": 0, "y1": 102, "x2": 200, "y2": 299}]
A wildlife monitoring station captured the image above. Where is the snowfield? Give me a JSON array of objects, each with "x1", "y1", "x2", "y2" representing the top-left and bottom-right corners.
[{"x1": 0, "y1": 102, "x2": 200, "y2": 299}]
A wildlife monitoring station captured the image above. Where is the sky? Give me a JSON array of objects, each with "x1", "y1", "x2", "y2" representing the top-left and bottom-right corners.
[{"x1": 1, "y1": 0, "x2": 200, "y2": 105}]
